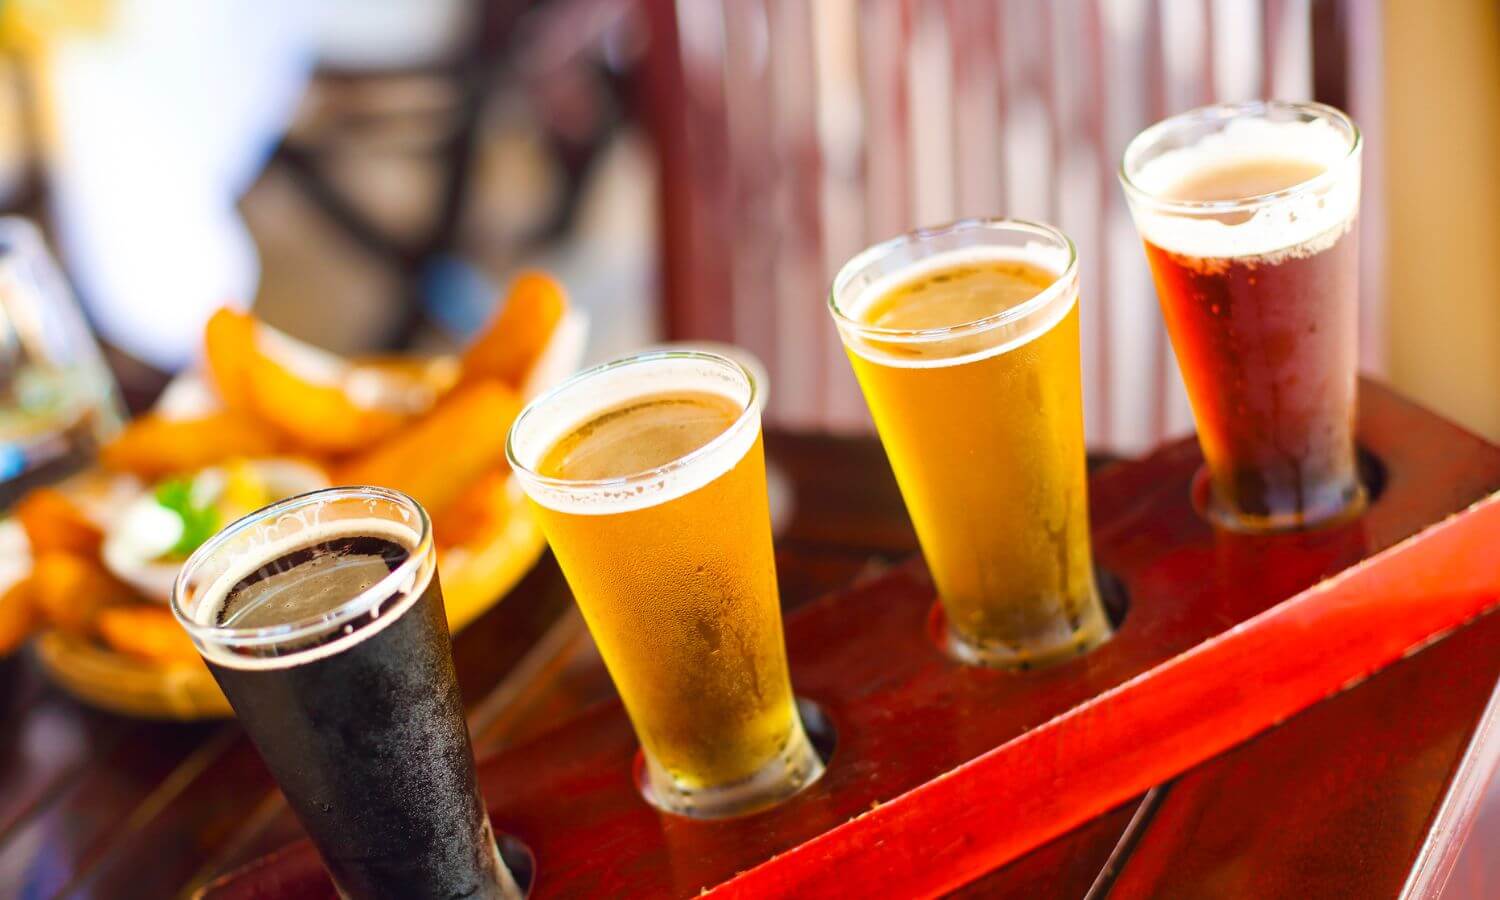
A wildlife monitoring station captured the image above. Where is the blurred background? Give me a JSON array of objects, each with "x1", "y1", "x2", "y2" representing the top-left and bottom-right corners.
[
  {"x1": 0, "y1": 0, "x2": 1492, "y2": 452},
  {"x1": 0, "y1": 0, "x2": 1495, "y2": 894}
]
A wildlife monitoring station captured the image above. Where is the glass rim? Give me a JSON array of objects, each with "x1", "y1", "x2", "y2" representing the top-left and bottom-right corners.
[
  {"x1": 827, "y1": 217, "x2": 1080, "y2": 343},
  {"x1": 169, "y1": 485, "x2": 434, "y2": 650},
  {"x1": 505, "y1": 349, "x2": 760, "y2": 493},
  {"x1": 1118, "y1": 100, "x2": 1362, "y2": 215}
]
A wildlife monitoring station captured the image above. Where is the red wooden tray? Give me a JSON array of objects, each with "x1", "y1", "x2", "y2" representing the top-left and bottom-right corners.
[{"x1": 202, "y1": 381, "x2": 1500, "y2": 899}]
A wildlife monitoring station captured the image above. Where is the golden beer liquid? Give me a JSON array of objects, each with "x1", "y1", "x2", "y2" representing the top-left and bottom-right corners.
[
  {"x1": 847, "y1": 259, "x2": 1111, "y2": 666},
  {"x1": 534, "y1": 392, "x2": 800, "y2": 789}
]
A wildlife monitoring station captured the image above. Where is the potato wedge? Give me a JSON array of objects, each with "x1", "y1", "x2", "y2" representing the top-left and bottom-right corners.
[
  {"x1": 30, "y1": 552, "x2": 139, "y2": 634},
  {"x1": 436, "y1": 485, "x2": 543, "y2": 632},
  {"x1": 356, "y1": 354, "x2": 461, "y2": 398},
  {"x1": 245, "y1": 324, "x2": 437, "y2": 455},
  {"x1": 335, "y1": 380, "x2": 522, "y2": 518},
  {"x1": 100, "y1": 411, "x2": 282, "y2": 478},
  {"x1": 16, "y1": 488, "x2": 104, "y2": 556},
  {"x1": 431, "y1": 469, "x2": 514, "y2": 548},
  {"x1": 461, "y1": 272, "x2": 567, "y2": 387},
  {"x1": 96, "y1": 605, "x2": 201, "y2": 666},
  {"x1": 203, "y1": 307, "x2": 258, "y2": 413},
  {"x1": 0, "y1": 578, "x2": 38, "y2": 657}
]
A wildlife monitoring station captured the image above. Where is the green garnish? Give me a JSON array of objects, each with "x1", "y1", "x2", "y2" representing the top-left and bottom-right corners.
[{"x1": 154, "y1": 479, "x2": 220, "y2": 558}]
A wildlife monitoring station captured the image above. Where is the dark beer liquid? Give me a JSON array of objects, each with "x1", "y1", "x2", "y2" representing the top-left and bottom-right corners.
[
  {"x1": 206, "y1": 532, "x2": 510, "y2": 899},
  {"x1": 1144, "y1": 157, "x2": 1362, "y2": 528},
  {"x1": 217, "y1": 535, "x2": 408, "y2": 628}
]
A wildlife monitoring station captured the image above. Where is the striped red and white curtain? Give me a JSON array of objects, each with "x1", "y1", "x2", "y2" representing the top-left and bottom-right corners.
[{"x1": 652, "y1": 0, "x2": 1385, "y2": 454}]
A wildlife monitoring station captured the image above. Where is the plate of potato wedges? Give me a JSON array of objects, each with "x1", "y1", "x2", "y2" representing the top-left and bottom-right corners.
[{"x1": 0, "y1": 272, "x2": 585, "y2": 719}]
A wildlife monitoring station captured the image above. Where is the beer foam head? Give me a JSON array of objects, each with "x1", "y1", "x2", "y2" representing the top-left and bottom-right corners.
[
  {"x1": 508, "y1": 352, "x2": 759, "y2": 516},
  {"x1": 172, "y1": 489, "x2": 435, "y2": 670},
  {"x1": 1124, "y1": 112, "x2": 1360, "y2": 262},
  {"x1": 832, "y1": 241, "x2": 1078, "y2": 370}
]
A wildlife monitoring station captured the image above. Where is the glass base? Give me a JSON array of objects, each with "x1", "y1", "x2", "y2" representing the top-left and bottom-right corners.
[
  {"x1": 938, "y1": 610, "x2": 1113, "y2": 670},
  {"x1": 637, "y1": 718, "x2": 826, "y2": 819},
  {"x1": 1192, "y1": 467, "x2": 1368, "y2": 535}
]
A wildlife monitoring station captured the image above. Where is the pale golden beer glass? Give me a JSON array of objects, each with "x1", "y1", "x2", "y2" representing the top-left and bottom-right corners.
[
  {"x1": 830, "y1": 219, "x2": 1112, "y2": 668},
  {"x1": 506, "y1": 351, "x2": 822, "y2": 818}
]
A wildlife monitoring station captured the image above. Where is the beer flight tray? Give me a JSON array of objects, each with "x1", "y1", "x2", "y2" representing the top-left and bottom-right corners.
[{"x1": 204, "y1": 380, "x2": 1500, "y2": 899}]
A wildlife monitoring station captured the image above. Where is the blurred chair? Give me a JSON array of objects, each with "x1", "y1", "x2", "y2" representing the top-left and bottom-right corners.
[
  {"x1": 269, "y1": 0, "x2": 634, "y2": 349},
  {"x1": 639, "y1": 0, "x2": 1385, "y2": 452},
  {"x1": 266, "y1": 0, "x2": 523, "y2": 349}
]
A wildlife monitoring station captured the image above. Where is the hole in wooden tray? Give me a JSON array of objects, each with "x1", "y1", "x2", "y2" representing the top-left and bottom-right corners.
[
  {"x1": 797, "y1": 696, "x2": 838, "y2": 766},
  {"x1": 497, "y1": 832, "x2": 536, "y2": 898},
  {"x1": 1098, "y1": 567, "x2": 1130, "y2": 631},
  {"x1": 1358, "y1": 446, "x2": 1388, "y2": 505}
]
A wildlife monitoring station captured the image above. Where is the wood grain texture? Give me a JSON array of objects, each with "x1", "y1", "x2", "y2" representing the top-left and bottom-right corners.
[
  {"x1": 1108, "y1": 610, "x2": 1500, "y2": 899},
  {"x1": 0, "y1": 427, "x2": 923, "y2": 897},
  {"x1": 203, "y1": 380, "x2": 1500, "y2": 899}
]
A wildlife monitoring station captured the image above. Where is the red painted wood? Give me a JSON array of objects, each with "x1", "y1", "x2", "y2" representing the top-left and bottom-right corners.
[
  {"x1": 1436, "y1": 684, "x2": 1500, "y2": 898},
  {"x1": 720, "y1": 504, "x2": 1500, "y2": 899},
  {"x1": 198, "y1": 840, "x2": 330, "y2": 900},
  {"x1": 203, "y1": 380, "x2": 1500, "y2": 899},
  {"x1": 943, "y1": 796, "x2": 1145, "y2": 900},
  {"x1": 764, "y1": 432, "x2": 917, "y2": 553},
  {"x1": 1107, "y1": 610, "x2": 1500, "y2": 899}
]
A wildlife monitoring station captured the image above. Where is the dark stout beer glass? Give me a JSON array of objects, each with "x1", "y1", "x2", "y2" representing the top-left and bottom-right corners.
[
  {"x1": 171, "y1": 486, "x2": 520, "y2": 899},
  {"x1": 1121, "y1": 101, "x2": 1365, "y2": 533}
]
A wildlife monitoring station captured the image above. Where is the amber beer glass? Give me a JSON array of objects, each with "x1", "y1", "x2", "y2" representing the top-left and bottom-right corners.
[
  {"x1": 507, "y1": 351, "x2": 822, "y2": 818},
  {"x1": 1121, "y1": 101, "x2": 1364, "y2": 532},
  {"x1": 830, "y1": 219, "x2": 1112, "y2": 669}
]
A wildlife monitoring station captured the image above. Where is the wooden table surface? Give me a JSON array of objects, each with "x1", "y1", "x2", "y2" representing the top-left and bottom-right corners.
[{"x1": 1, "y1": 431, "x2": 1496, "y2": 899}]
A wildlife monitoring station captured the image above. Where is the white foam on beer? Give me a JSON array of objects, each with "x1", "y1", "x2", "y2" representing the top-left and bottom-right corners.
[
  {"x1": 189, "y1": 517, "x2": 431, "y2": 671},
  {"x1": 839, "y1": 244, "x2": 1078, "y2": 370},
  {"x1": 1129, "y1": 116, "x2": 1359, "y2": 261},
  {"x1": 511, "y1": 356, "x2": 758, "y2": 516}
]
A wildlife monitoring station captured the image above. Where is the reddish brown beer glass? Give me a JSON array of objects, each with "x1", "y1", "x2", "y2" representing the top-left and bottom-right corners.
[{"x1": 1121, "y1": 101, "x2": 1364, "y2": 533}]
